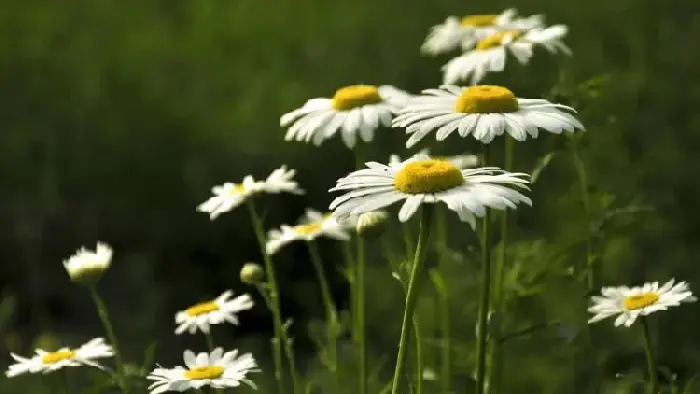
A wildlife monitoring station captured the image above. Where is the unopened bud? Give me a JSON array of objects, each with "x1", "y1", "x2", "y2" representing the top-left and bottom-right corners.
[
  {"x1": 356, "y1": 211, "x2": 388, "y2": 239},
  {"x1": 240, "y1": 263, "x2": 265, "y2": 285},
  {"x1": 63, "y1": 242, "x2": 112, "y2": 285}
]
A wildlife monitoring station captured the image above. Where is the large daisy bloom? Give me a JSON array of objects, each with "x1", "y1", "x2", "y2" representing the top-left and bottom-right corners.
[
  {"x1": 197, "y1": 165, "x2": 304, "y2": 220},
  {"x1": 390, "y1": 149, "x2": 479, "y2": 169},
  {"x1": 393, "y1": 85, "x2": 584, "y2": 146},
  {"x1": 588, "y1": 279, "x2": 697, "y2": 327},
  {"x1": 420, "y1": 9, "x2": 544, "y2": 56},
  {"x1": 175, "y1": 290, "x2": 254, "y2": 335},
  {"x1": 329, "y1": 154, "x2": 531, "y2": 228},
  {"x1": 442, "y1": 25, "x2": 571, "y2": 85},
  {"x1": 63, "y1": 242, "x2": 112, "y2": 284},
  {"x1": 5, "y1": 338, "x2": 113, "y2": 377},
  {"x1": 147, "y1": 348, "x2": 259, "y2": 394},
  {"x1": 280, "y1": 85, "x2": 411, "y2": 149},
  {"x1": 266, "y1": 209, "x2": 351, "y2": 255}
]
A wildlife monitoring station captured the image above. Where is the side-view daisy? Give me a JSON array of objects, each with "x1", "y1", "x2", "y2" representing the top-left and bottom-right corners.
[
  {"x1": 147, "y1": 348, "x2": 259, "y2": 394},
  {"x1": 63, "y1": 242, "x2": 113, "y2": 284},
  {"x1": 266, "y1": 209, "x2": 351, "y2": 255},
  {"x1": 442, "y1": 25, "x2": 571, "y2": 85},
  {"x1": 389, "y1": 149, "x2": 479, "y2": 169},
  {"x1": 329, "y1": 154, "x2": 531, "y2": 228},
  {"x1": 197, "y1": 165, "x2": 304, "y2": 220},
  {"x1": 393, "y1": 85, "x2": 584, "y2": 146},
  {"x1": 175, "y1": 290, "x2": 254, "y2": 335},
  {"x1": 588, "y1": 279, "x2": 697, "y2": 327},
  {"x1": 6, "y1": 338, "x2": 113, "y2": 377},
  {"x1": 280, "y1": 85, "x2": 411, "y2": 149},
  {"x1": 420, "y1": 9, "x2": 544, "y2": 56}
]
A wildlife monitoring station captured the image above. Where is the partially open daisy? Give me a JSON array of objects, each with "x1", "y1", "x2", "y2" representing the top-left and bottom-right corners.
[
  {"x1": 280, "y1": 85, "x2": 411, "y2": 149},
  {"x1": 420, "y1": 9, "x2": 544, "y2": 56},
  {"x1": 393, "y1": 85, "x2": 584, "y2": 146},
  {"x1": 329, "y1": 154, "x2": 531, "y2": 228},
  {"x1": 390, "y1": 149, "x2": 479, "y2": 169},
  {"x1": 442, "y1": 25, "x2": 571, "y2": 85},
  {"x1": 197, "y1": 165, "x2": 304, "y2": 220},
  {"x1": 63, "y1": 242, "x2": 112, "y2": 284},
  {"x1": 175, "y1": 290, "x2": 254, "y2": 335},
  {"x1": 588, "y1": 279, "x2": 697, "y2": 327},
  {"x1": 5, "y1": 338, "x2": 113, "y2": 377},
  {"x1": 266, "y1": 209, "x2": 350, "y2": 255},
  {"x1": 147, "y1": 348, "x2": 259, "y2": 394}
]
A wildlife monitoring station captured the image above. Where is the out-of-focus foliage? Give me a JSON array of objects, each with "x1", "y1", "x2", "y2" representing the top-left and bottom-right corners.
[{"x1": 1, "y1": 0, "x2": 700, "y2": 392}]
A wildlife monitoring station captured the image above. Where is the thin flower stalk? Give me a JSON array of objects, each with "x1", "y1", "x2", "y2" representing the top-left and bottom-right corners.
[
  {"x1": 430, "y1": 268, "x2": 451, "y2": 394},
  {"x1": 88, "y1": 285, "x2": 129, "y2": 394},
  {"x1": 475, "y1": 145, "x2": 492, "y2": 394},
  {"x1": 641, "y1": 317, "x2": 659, "y2": 394},
  {"x1": 355, "y1": 147, "x2": 368, "y2": 394}
]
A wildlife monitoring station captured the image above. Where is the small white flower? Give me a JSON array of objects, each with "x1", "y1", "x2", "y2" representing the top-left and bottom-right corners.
[
  {"x1": 63, "y1": 242, "x2": 113, "y2": 284},
  {"x1": 588, "y1": 279, "x2": 697, "y2": 327},
  {"x1": 442, "y1": 25, "x2": 571, "y2": 85},
  {"x1": 5, "y1": 338, "x2": 113, "y2": 377},
  {"x1": 420, "y1": 9, "x2": 544, "y2": 56},
  {"x1": 389, "y1": 149, "x2": 479, "y2": 169},
  {"x1": 280, "y1": 85, "x2": 411, "y2": 149},
  {"x1": 175, "y1": 291, "x2": 254, "y2": 335},
  {"x1": 266, "y1": 209, "x2": 350, "y2": 255},
  {"x1": 329, "y1": 154, "x2": 531, "y2": 228},
  {"x1": 197, "y1": 166, "x2": 304, "y2": 220},
  {"x1": 147, "y1": 348, "x2": 259, "y2": 394},
  {"x1": 393, "y1": 85, "x2": 584, "y2": 146}
]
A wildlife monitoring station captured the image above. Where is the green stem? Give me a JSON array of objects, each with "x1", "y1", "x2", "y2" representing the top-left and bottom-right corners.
[
  {"x1": 390, "y1": 205, "x2": 435, "y2": 394},
  {"x1": 88, "y1": 286, "x2": 129, "y2": 394},
  {"x1": 307, "y1": 241, "x2": 339, "y2": 380},
  {"x1": 413, "y1": 316, "x2": 423, "y2": 394},
  {"x1": 62, "y1": 369, "x2": 71, "y2": 394},
  {"x1": 204, "y1": 331, "x2": 215, "y2": 351},
  {"x1": 488, "y1": 138, "x2": 514, "y2": 394},
  {"x1": 641, "y1": 317, "x2": 659, "y2": 394},
  {"x1": 430, "y1": 270, "x2": 451, "y2": 394},
  {"x1": 356, "y1": 236, "x2": 368, "y2": 394},
  {"x1": 402, "y1": 224, "x2": 414, "y2": 260},
  {"x1": 475, "y1": 144, "x2": 492, "y2": 394},
  {"x1": 570, "y1": 137, "x2": 594, "y2": 291},
  {"x1": 245, "y1": 199, "x2": 287, "y2": 394},
  {"x1": 342, "y1": 241, "x2": 357, "y2": 344}
]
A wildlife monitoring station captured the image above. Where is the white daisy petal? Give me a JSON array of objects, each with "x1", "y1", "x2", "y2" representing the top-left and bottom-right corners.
[
  {"x1": 5, "y1": 338, "x2": 114, "y2": 378},
  {"x1": 174, "y1": 290, "x2": 254, "y2": 335}
]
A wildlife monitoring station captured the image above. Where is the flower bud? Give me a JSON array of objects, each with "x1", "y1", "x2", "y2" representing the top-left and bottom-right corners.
[
  {"x1": 63, "y1": 242, "x2": 112, "y2": 285},
  {"x1": 355, "y1": 211, "x2": 388, "y2": 239},
  {"x1": 240, "y1": 263, "x2": 265, "y2": 285}
]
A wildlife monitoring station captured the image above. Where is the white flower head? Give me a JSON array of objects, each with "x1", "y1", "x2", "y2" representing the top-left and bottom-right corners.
[
  {"x1": 329, "y1": 154, "x2": 531, "y2": 228},
  {"x1": 197, "y1": 165, "x2": 304, "y2": 220},
  {"x1": 147, "y1": 348, "x2": 259, "y2": 394},
  {"x1": 420, "y1": 9, "x2": 544, "y2": 56},
  {"x1": 175, "y1": 291, "x2": 254, "y2": 335},
  {"x1": 63, "y1": 242, "x2": 112, "y2": 284},
  {"x1": 389, "y1": 149, "x2": 479, "y2": 169},
  {"x1": 266, "y1": 209, "x2": 350, "y2": 255},
  {"x1": 393, "y1": 85, "x2": 584, "y2": 146},
  {"x1": 443, "y1": 25, "x2": 571, "y2": 85},
  {"x1": 280, "y1": 85, "x2": 411, "y2": 149},
  {"x1": 5, "y1": 338, "x2": 113, "y2": 378},
  {"x1": 588, "y1": 279, "x2": 697, "y2": 327}
]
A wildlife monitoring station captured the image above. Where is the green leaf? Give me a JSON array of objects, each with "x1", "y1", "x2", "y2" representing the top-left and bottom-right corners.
[
  {"x1": 141, "y1": 342, "x2": 158, "y2": 373},
  {"x1": 683, "y1": 371, "x2": 700, "y2": 394},
  {"x1": 531, "y1": 152, "x2": 558, "y2": 184}
]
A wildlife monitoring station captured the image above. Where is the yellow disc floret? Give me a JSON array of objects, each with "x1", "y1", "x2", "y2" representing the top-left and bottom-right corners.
[
  {"x1": 460, "y1": 15, "x2": 498, "y2": 27},
  {"x1": 454, "y1": 85, "x2": 519, "y2": 114},
  {"x1": 184, "y1": 366, "x2": 225, "y2": 380},
  {"x1": 41, "y1": 350, "x2": 75, "y2": 365},
  {"x1": 185, "y1": 301, "x2": 220, "y2": 317},
  {"x1": 476, "y1": 30, "x2": 522, "y2": 51},
  {"x1": 332, "y1": 85, "x2": 382, "y2": 111},
  {"x1": 623, "y1": 293, "x2": 660, "y2": 311},
  {"x1": 394, "y1": 159, "x2": 465, "y2": 194},
  {"x1": 295, "y1": 223, "x2": 322, "y2": 235}
]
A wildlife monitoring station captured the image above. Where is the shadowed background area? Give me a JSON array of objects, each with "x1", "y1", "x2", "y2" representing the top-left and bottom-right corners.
[{"x1": 1, "y1": 0, "x2": 700, "y2": 392}]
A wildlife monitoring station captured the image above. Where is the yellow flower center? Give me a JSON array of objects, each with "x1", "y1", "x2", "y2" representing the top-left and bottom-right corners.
[
  {"x1": 623, "y1": 293, "x2": 660, "y2": 311},
  {"x1": 184, "y1": 366, "x2": 225, "y2": 380},
  {"x1": 454, "y1": 85, "x2": 519, "y2": 114},
  {"x1": 185, "y1": 301, "x2": 220, "y2": 317},
  {"x1": 41, "y1": 350, "x2": 75, "y2": 365},
  {"x1": 295, "y1": 223, "x2": 322, "y2": 235},
  {"x1": 460, "y1": 15, "x2": 498, "y2": 27},
  {"x1": 228, "y1": 183, "x2": 246, "y2": 195},
  {"x1": 394, "y1": 159, "x2": 464, "y2": 194},
  {"x1": 332, "y1": 85, "x2": 382, "y2": 111},
  {"x1": 476, "y1": 30, "x2": 522, "y2": 51}
]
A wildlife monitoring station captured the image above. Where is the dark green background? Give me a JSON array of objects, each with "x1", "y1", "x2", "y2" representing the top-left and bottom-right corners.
[{"x1": 1, "y1": 0, "x2": 699, "y2": 392}]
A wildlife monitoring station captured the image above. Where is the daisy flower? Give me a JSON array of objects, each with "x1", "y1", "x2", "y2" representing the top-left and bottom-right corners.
[
  {"x1": 197, "y1": 165, "x2": 304, "y2": 220},
  {"x1": 393, "y1": 84, "x2": 584, "y2": 146},
  {"x1": 420, "y1": 9, "x2": 544, "y2": 56},
  {"x1": 390, "y1": 149, "x2": 479, "y2": 169},
  {"x1": 280, "y1": 85, "x2": 411, "y2": 149},
  {"x1": 175, "y1": 290, "x2": 254, "y2": 335},
  {"x1": 147, "y1": 348, "x2": 259, "y2": 394},
  {"x1": 442, "y1": 25, "x2": 571, "y2": 85},
  {"x1": 63, "y1": 242, "x2": 112, "y2": 284},
  {"x1": 266, "y1": 209, "x2": 350, "y2": 254},
  {"x1": 5, "y1": 338, "x2": 113, "y2": 377},
  {"x1": 588, "y1": 279, "x2": 697, "y2": 327},
  {"x1": 329, "y1": 154, "x2": 531, "y2": 228}
]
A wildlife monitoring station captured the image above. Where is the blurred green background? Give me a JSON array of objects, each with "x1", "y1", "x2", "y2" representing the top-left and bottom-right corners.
[{"x1": 1, "y1": 0, "x2": 700, "y2": 392}]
